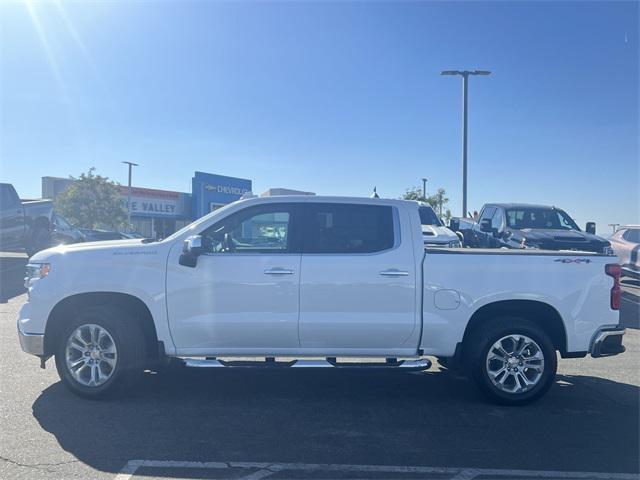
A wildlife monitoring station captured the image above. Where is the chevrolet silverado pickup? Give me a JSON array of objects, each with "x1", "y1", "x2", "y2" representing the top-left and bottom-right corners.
[
  {"x1": 452, "y1": 203, "x2": 612, "y2": 253},
  {"x1": 18, "y1": 196, "x2": 625, "y2": 404}
]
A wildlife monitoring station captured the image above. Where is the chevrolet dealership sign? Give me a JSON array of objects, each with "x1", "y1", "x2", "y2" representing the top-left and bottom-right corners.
[
  {"x1": 192, "y1": 171, "x2": 252, "y2": 219},
  {"x1": 204, "y1": 184, "x2": 250, "y2": 196}
]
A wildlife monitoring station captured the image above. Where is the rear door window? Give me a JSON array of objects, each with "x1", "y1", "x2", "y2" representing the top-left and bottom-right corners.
[
  {"x1": 623, "y1": 229, "x2": 640, "y2": 244},
  {"x1": 302, "y1": 203, "x2": 395, "y2": 254}
]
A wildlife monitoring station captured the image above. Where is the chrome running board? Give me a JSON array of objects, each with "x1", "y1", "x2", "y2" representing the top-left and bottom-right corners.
[{"x1": 182, "y1": 358, "x2": 431, "y2": 371}]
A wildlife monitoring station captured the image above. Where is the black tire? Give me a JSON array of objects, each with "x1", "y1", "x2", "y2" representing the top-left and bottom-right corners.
[
  {"x1": 464, "y1": 316, "x2": 557, "y2": 405},
  {"x1": 54, "y1": 306, "x2": 146, "y2": 399},
  {"x1": 26, "y1": 227, "x2": 51, "y2": 257}
]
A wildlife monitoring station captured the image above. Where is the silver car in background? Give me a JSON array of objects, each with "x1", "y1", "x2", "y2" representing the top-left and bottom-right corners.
[{"x1": 609, "y1": 225, "x2": 640, "y2": 280}]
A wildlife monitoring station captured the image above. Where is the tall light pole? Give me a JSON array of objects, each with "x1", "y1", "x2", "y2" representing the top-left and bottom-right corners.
[
  {"x1": 441, "y1": 69, "x2": 491, "y2": 217},
  {"x1": 122, "y1": 161, "x2": 138, "y2": 230},
  {"x1": 422, "y1": 178, "x2": 428, "y2": 199}
]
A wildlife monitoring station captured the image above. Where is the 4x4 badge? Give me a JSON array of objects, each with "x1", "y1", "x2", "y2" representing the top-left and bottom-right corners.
[{"x1": 554, "y1": 258, "x2": 591, "y2": 264}]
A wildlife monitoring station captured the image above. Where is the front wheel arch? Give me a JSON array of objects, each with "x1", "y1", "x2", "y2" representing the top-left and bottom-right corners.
[{"x1": 44, "y1": 292, "x2": 159, "y2": 365}]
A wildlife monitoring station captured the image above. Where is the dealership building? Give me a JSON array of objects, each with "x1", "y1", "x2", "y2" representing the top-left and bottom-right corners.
[{"x1": 42, "y1": 171, "x2": 311, "y2": 238}]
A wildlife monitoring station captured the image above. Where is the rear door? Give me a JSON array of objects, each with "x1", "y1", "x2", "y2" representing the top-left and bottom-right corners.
[{"x1": 298, "y1": 202, "x2": 417, "y2": 353}]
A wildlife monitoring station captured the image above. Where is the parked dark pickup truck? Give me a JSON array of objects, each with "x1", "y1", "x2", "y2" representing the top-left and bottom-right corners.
[
  {"x1": 451, "y1": 203, "x2": 612, "y2": 254},
  {"x1": 0, "y1": 183, "x2": 54, "y2": 256}
]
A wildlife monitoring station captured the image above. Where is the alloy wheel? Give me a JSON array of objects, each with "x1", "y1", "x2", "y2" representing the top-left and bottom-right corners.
[{"x1": 65, "y1": 323, "x2": 118, "y2": 387}]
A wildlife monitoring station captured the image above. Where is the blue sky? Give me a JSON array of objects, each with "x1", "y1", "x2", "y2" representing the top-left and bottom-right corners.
[{"x1": 1, "y1": 0, "x2": 638, "y2": 230}]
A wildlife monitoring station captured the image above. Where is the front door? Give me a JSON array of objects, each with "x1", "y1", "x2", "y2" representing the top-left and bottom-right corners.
[
  {"x1": 166, "y1": 203, "x2": 301, "y2": 353},
  {"x1": 298, "y1": 203, "x2": 418, "y2": 354}
]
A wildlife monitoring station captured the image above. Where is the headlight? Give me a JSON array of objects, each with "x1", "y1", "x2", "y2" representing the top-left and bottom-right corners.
[
  {"x1": 603, "y1": 246, "x2": 614, "y2": 255},
  {"x1": 447, "y1": 240, "x2": 462, "y2": 248},
  {"x1": 25, "y1": 263, "x2": 51, "y2": 288}
]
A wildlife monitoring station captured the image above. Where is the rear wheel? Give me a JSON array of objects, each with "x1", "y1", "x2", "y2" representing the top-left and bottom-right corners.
[
  {"x1": 465, "y1": 317, "x2": 557, "y2": 405},
  {"x1": 54, "y1": 306, "x2": 146, "y2": 399}
]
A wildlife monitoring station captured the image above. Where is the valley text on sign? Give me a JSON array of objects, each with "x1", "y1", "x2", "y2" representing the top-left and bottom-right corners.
[{"x1": 119, "y1": 186, "x2": 189, "y2": 218}]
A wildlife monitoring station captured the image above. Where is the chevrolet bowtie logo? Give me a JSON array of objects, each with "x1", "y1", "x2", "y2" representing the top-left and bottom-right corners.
[{"x1": 204, "y1": 185, "x2": 216, "y2": 191}]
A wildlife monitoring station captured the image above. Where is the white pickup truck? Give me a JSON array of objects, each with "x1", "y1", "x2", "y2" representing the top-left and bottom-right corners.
[{"x1": 18, "y1": 196, "x2": 625, "y2": 404}]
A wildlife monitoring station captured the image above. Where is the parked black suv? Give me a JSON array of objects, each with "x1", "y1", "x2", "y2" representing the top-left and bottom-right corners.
[{"x1": 451, "y1": 203, "x2": 612, "y2": 254}]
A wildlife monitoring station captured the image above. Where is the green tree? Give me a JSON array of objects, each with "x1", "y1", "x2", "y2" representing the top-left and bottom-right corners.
[
  {"x1": 401, "y1": 186, "x2": 428, "y2": 203},
  {"x1": 54, "y1": 168, "x2": 127, "y2": 229},
  {"x1": 402, "y1": 186, "x2": 450, "y2": 220},
  {"x1": 432, "y1": 188, "x2": 449, "y2": 217},
  {"x1": 444, "y1": 208, "x2": 452, "y2": 224}
]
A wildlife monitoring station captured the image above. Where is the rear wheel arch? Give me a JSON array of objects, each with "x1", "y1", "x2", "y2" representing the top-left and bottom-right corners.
[
  {"x1": 44, "y1": 292, "x2": 159, "y2": 362},
  {"x1": 462, "y1": 300, "x2": 567, "y2": 355}
]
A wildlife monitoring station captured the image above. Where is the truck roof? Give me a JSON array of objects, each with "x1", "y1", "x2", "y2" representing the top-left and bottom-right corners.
[
  {"x1": 486, "y1": 203, "x2": 560, "y2": 210},
  {"x1": 239, "y1": 195, "x2": 417, "y2": 208}
]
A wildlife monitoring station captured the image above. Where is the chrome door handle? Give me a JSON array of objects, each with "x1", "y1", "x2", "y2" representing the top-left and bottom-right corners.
[
  {"x1": 379, "y1": 269, "x2": 409, "y2": 276},
  {"x1": 264, "y1": 268, "x2": 294, "y2": 275}
]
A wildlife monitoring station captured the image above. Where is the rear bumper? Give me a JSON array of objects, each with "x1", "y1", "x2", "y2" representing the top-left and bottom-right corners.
[
  {"x1": 590, "y1": 326, "x2": 626, "y2": 358},
  {"x1": 621, "y1": 264, "x2": 640, "y2": 279}
]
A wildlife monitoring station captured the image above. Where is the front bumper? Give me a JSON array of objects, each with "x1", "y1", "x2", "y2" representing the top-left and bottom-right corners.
[
  {"x1": 18, "y1": 327, "x2": 44, "y2": 356},
  {"x1": 590, "y1": 326, "x2": 626, "y2": 358}
]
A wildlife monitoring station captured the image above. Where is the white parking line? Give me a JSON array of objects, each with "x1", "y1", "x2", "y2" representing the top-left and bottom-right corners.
[{"x1": 115, "y1": 459, "x2": 639, "y2": 480}]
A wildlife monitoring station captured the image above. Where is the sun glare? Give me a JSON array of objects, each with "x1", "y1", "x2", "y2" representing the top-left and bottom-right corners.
[{"x1": 23, "y1": 0, "x2": 69, "y2": 100}]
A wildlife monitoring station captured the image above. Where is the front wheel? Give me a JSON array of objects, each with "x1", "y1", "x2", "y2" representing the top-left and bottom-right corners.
[
  {"x1": 54, "y1": 306, "x2": 145, "y2": 399},
  {"x1": 465, "y1": 317, "x2": 557, "y2": 405}
]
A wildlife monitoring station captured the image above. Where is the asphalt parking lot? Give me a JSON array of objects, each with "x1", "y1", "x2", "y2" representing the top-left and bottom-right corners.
[{"x1": 0, "y1": 253, "x2": 638, "y2": 480}]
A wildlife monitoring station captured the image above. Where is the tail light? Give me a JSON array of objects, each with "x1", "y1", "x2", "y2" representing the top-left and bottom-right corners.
[{"x1": 605, "y1": 264, "x2": 621, "y2": 310}]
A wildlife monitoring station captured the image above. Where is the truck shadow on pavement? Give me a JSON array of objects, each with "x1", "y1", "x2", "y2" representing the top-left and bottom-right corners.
[{"x1": 32, "y1": 368, "x2": 640, "y2": 476}]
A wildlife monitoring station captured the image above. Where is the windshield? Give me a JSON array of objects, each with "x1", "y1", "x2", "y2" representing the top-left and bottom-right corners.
[
  {"x1": 505, "y1": 208, "x2": 581, "y2": 231},
  {"x1": 54, "y1": 215, "x2": 72, "y2": 229},
  {"x1": 162, "y1": 201, "x2": 240, "y2": 242},
  {"x1": 419, "y1": 206, "x2": 443, "y2": 226}
]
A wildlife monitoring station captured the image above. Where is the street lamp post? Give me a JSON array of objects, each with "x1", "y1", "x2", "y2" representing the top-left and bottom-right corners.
[
  {"x1": 422, "y1": 178, "x2": 428, "y2": 199},
  {"x1": 441, "y1": 69, "x2": 491, "y2": 217},
  {"x1": 122, "y1": 161, "x2": 138, "y2": 230}
]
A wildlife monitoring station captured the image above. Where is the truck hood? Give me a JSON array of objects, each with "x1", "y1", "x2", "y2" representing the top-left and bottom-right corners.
[
  {"x1": 422, "y1": 225, "x2": 459, "y2": 244},
  {"x1": 510, "y1": 228, "x2": 610, "y2": 252},
  {"x1": 30, "y1": 238, "x2": 150, "y2": 263}
]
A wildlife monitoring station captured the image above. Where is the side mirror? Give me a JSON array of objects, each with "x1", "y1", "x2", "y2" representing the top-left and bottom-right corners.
[
  {"x1": 586, "y1": 222, "x2": 596, "y2": 235},
  {"x1": 480, "y1": 218, "x2": 493, "y2": 233},
  {"x1": 449, "y1": 218, "x2": 460, "y2": 232},
  {"x1": 179, "y1": 235, "x2": 204, "y2": 267}
]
